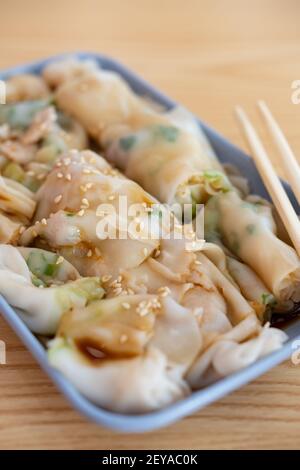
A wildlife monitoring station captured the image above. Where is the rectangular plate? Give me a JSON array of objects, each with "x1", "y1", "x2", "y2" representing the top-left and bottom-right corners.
[{"x1": 0, "y1": 52, "x2": 300, "y2": 433}]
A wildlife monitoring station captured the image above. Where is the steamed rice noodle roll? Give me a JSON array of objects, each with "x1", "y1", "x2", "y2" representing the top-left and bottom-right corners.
[
  {"x1": 187, "y1": 318, "x2": 287, "y2": 388},
  {"x1": 48, "y1": 339, "x2": 188, "y2": 413},
  {"x1": 205, "y1": 190, "x2": 300, "y2": 303},
  {"x1": 48, "y1": 292, "x2": 201, "y2": 412},
  {"x1": 0, "y1": 212, "x2": 23, "y2": 244},
  {"x1": 0, "y1": 244, "x2": 103, "y2": 335},
  {"x1": 21, "y1": 150, "x2": 161, "y2": 277},
  {"x1": 5, "y1": 74, "x2": 50, "y2": 103}
]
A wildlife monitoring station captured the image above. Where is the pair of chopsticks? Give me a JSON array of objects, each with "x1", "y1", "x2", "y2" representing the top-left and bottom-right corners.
[{"x1": 235, "y1": 102, "x2": 300, "y2": 257}]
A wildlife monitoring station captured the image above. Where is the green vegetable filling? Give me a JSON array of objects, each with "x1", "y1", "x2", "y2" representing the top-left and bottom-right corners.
[{"x1": 119, "y1": 135, "x2": 136, "y2": 151}]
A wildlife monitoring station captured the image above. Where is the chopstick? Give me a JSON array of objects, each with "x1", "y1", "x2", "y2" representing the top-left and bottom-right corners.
[
  {"x1": 257, "y1": 100, "x2": 300, "y2": 206},
  {"x1": 235, "y1": 105, "x2": 300, "y2": 257}
]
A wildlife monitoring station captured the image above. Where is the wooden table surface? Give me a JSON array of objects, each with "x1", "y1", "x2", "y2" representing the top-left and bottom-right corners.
[{"x1": 1, "y1": 0, "x2": 300, "y2": 450}]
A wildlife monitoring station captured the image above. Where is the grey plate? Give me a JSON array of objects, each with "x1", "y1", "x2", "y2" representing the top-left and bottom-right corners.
[{"x1": 0, "y1": 52, "x2": 299, "y2": 433}]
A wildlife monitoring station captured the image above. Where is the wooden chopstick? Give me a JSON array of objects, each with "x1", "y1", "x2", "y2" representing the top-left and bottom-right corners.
[
  {"x1": 257, "y1": 100, "x2": 300, "y2": 206},
  {"x1": 235, "y1": 105, "x2": 300, "y2": 257}
]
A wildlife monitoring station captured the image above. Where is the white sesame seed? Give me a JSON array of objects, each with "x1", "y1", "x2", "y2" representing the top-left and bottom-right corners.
[
  {"x1": 143, "y1": 248, "x2": 148, "y2": 257},
  {"x1": 19, "y1": 226, "x2": 26, "y2": 234},
  {"x1": 54, "y1": 194, "x2": 62, "y2": 204},
  {"x1": 108, "y1": 194, "x2": 115, "y2": 201},
  {"x1": 57, "y1": 172, "x2": 63, "y2": 179},
  {"x1": 94, "y1": 247, "x2": 101, "y2": 257},
  {"x1": 157, "y1": 286, "x2": 171, "y2": 297},
  {"x1": 101, "y1": 274, "x2": 112, "y2": 283},
  {"x1": 41, "y1": 218, "x2": 47, "y2": 226},
  {"x1": 87, "y1": 249, "x2": 93, "y2": 257},
  {"x1": 122, "y1": 302, "x2": 131, "y2": 310},
  {"x1": 56, "y1": 256, "x2": 64, "y2": 265},
  {"x1": 114, "y1": 287, "x2": 123, "y2": 296},
  {"x1": 65, "y1": 173, "x2": 72, "y2": 181},
  {"x1": 120, "y1": 334, "x2": 128, "y2": 344},
  {"x1": 77, "y1": 209, "x2": 85, "y2": 217},
  {"x1": 81, "y1": 198, "x2": 89, "y2": 207}
]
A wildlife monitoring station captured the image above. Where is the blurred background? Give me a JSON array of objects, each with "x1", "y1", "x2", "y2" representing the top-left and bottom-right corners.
[
  {"x1": 1, "y1": 0, "x2": 300, "y2": 174},
  {"x1": 1, "y1": 0, "x2": 300, "y2": 450}
]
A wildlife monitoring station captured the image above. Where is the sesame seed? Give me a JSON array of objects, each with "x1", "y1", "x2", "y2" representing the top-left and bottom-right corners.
[
  {"x1": 138, "y1": 308, "x2": 148, "y2": 317},
  {"x1": 108, "y1": 194, "x2": 115, "y2": 201},
  {"x1": 81, "y1": 198, "x2": 89, "y2": 207},
  {"x1": 56, "y1": 161, "x2": 62, "y2": 167},
  {"x1": 122, "y1": 302, "x2": 131, "y2": 310},
  {"x1": 65, "y1": 173, "x2": 72, "y2": 181},
  {"x1": 37, "y1": 173, "x2": 46, "y2": 181},
  {"x1": 54, "y1": 194, "x2": 62, "y2": 204},
  {"x1": 77, "y1": 209, "x2": 85, "y2": 217},
  {"x1": 194, "y1": 259, "x2": 201, "y2": 265},
  {"x1": 143, "y1": 248, "x2": 148, "y2": 257},
  {"x1": 87, "y1": 249, "x2": 93, "y2": 257},
  {"x1": 19, "y1": 226, "x2": 25, "y2": 234},
  {"x1": 86, "y1": 182, "x2": 93, "y2": 189},
  {"x1": 83, "y1": 168, "x2": 91, "y2": 174},
  {"x1": 80, "y1": 185, "x2": 87, "y2": 193},
  {"x1": 41, "y1": 218, "x2": 47, "y2": 226},
  {"x1": 94, "y1": 247, "x2": 101, "y2": 257},
  {"x1": 154, "y1": 249, "x2": 161, "y2": 258},
  {"x1": 114, "y1": 287, "x2": 123, "y2": 296},
  {"x1": 63, "y1": 158, "x2": 71, "y2": 166},
  {"x1": 56, "y1": 256, "x2": 64, "y2": 265},
  {"x1": 32, "y1": 230, "x2": 38, "y2": 237},
  {"x1": 157, "y1": 286, "x2": 171, "y2": 297},
  {"x1": 57, "y1": 172, "x2": 63, "y2": 179},
  {"x1": 26, "y1": 170, "x2": 35, "y2": 176},
  {"x1": 101, "y1": 274, "x2": 112, "y2": 283}
]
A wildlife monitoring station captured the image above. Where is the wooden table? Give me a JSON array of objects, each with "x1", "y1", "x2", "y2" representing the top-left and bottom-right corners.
[{"x1": 1, "y1": 0, "x2": 300, "y2": 450}]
